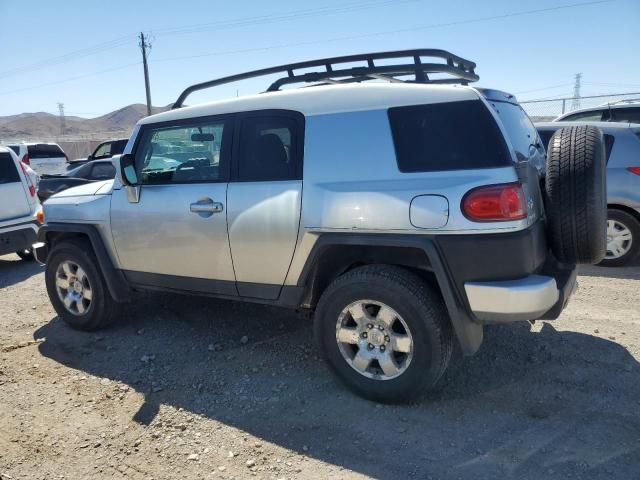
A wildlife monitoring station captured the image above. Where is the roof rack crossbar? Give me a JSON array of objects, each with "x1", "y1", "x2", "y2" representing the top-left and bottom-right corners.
[{"x1": 173, "y1": 48, "x2": 478, "y2": 109}]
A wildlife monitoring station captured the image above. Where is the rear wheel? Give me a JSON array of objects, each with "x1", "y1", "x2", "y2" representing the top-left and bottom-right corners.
[
  {"x1": 314, "y1": 265, "x2": 453, "y2": 403},
  {"x1": 599, "y1": 209, "x2": 640, "y2": 267},
  {"x1": 45, "y1": 239, "x2": 119, "y2": 330}
]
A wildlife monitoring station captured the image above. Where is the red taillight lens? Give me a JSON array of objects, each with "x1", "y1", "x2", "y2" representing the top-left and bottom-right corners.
[
  {"x1": 627, "y1": 167, "x2": 640, "y2": 176},
  {"x1": 19, "y1": 162, "x2": 36, "y2": 197},
  {"x1": 462, "y1": 182, "x2": 527, "y2": 222},
  {"x1": 22, "y1": 154, "x2": 30, "y2": 165}
]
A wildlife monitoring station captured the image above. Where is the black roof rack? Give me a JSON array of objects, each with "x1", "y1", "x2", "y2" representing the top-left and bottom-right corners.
[{"x1": 172, "y1": 48, "x2": 478, "y2": 109}]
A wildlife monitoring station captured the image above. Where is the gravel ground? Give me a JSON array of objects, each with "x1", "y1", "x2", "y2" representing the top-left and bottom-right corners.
[{"x1": 1, "y1": 254, "x2": 639, "y2": 480}]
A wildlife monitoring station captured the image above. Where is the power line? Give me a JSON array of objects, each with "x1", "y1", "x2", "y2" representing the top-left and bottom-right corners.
[
  {"x1": 0, "y1": 62, "x2": 141, "y2": 96},
  {"x1": 0, "y1": 0, "x2": 413, "y2": 80},
  {"x1": 152, "y1": 0, "x2": 615, "y2": 65},
  {"x1": 514, "y1": 83, "x2": 574, "y2": 94}
]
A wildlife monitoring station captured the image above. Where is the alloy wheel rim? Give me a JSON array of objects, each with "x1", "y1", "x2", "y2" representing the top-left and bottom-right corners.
[
  {"x1": 55, "y1": 260, "x2": 93, "y2": 315},
  {"x1": 605, "y1": 220, "x2": 633, "y2": 260},
  {"x1": 335, "y1": 300, "x2": 414, "y2": 380}
]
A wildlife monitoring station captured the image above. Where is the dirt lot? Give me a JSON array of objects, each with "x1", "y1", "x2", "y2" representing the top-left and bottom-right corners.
[{"x1": 1, "y1": 255, "x2": 639, "y2": 480}]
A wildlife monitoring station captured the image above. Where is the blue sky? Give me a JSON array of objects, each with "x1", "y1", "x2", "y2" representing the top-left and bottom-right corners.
[{"x1": 0, "y1": 0, "x2": 638, "y2": 117}]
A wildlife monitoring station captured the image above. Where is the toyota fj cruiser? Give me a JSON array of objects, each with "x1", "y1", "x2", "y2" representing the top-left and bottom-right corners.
[{"x1": 34, "y1": 50, "x2": 607, "y2": 402}]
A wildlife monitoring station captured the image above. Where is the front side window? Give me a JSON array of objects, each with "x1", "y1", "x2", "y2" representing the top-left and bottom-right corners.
[
  {"x1": 236, "y1": 116, "x2": 299, "y2": 181},
  {"x1": 93, "y1": 142, "x2": 112, "y2": 159},
  {"x1": 135, "y1": 119, "x2": 227, "y2": 185}
]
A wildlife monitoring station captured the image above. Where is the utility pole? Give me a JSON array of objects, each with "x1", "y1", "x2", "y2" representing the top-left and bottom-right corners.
[
  {"x1": 139, "y1": 32, "x2": 152, "y2": 116},
  {"x1": 571, "y1": 73, "x2": 582, "y2": 111},
  {"x1": 57, "y1": 102, "x2": 66, "y2": 136}
]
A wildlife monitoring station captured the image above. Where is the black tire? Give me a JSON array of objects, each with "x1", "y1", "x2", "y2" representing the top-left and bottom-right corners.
[
  {"x1": 598, "y1": 209, "x2": 640, "y2": 267},
  {"x1": 45, "y1": 238, "x2": 119, "y2": 331},
  {"x1": 16, "y1": 248, "x2": 34, "y2": 261},
  {"x1": 314, "y1": 265, "x2": 453, "y2": 403},
  {"x1": 545, "y1": 125, "x2": 607, "y2": 264}
]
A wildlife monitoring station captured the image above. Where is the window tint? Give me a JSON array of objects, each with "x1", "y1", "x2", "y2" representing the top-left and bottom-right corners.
[
  {"x1": 236, "y1": 116, "x2": 298, "y2": 181},
  {"x1": 489, "y1": 101, "x2": 539, "y2": 162},
  {"x1": 7, "y1": 146, "x2": 19, "y2": 155},
  {"x1": 562, "y1": 110, "x2": 605, "y2": 122},
  {"x1": 136, "y1": 120, "x2": 227, "y2": 184},
  {"x1": 27, "y1": 144, "x2": 65, "y2": 158},
  {"x1": 68, "y1": 163, "x2": 92, "y2": 178},
  {"x1": 612, "y1": 107, "x2": 640, "y2": 123},
  {"x1": 93, "y1": 142, "x2": 112, "y2": 159},
  {"x1": 112, "y1": 140, "x2": 128, "y2": 155},
  {"x1": 0, "y1": 152, "x2": 20, "y2": 184},
  {"x1": 388, "y1": 100, "x2": 510, "y2": 172},
  {"x1": 90, "y1": 162, "x2": 116, "y2": 180}
]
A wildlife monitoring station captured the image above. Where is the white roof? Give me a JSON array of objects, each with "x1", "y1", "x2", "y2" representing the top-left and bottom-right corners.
[
  {"x1": 536, "y1": 121, "x2": 640, "y2": 130},
  {"x1": 139, "y1": 83, "x2": 480, "y2": 125}
]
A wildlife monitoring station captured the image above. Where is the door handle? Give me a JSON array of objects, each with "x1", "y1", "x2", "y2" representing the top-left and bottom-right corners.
[{"x1": 190, "y1": 198, "x2": 224, "y2": 215}]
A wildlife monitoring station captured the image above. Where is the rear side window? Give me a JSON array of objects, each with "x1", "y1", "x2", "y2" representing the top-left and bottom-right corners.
[
  {"x1": 28, "y1": 144, "x2": 65, "y2": 159},
  {"x1": 388, "y1": 100, "x2": 510, "y2": 172},
  {"x1": 236, "y1": 116, "x2": 300, "y2": 181},
  {"x1": 90, "y1": 162, "x2": 116, "y2": 180},
  {"x1": 7, "y1": 146, "x2": 20, "y2": 156},
  {"x1": 562, "y1": 110, "x2": 607, "y2": 122},
  {"x1": 0, "y1": 152, "x2": 20, "y2": 184},
  {"x1": 612, "y1": 107, "x2": 640, "y2": 123},
  {"x1": 112, "y1": 140, "x2": 128, "y2": 155}
]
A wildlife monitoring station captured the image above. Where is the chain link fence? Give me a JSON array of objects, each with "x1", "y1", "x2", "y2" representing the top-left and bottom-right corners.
[{"x1": 520, "y1": 92, "x2": 640, "y2": 122}]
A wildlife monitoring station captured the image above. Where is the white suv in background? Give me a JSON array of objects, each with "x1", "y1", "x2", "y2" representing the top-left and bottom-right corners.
[
  {"x1": 0, "y1": 146, "x2": 40, "y2": 260},
  {"x1": 6, "y1": 142, "x2": 68, "y2": 175},
  {"x1": 555, "y1": 99, "x2": 640, "y2": 123}
]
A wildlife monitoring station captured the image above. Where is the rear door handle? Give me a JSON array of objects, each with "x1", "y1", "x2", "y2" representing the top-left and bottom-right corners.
[{"x1": 190, "y1": 198, "x2": 224, "y2": 216}]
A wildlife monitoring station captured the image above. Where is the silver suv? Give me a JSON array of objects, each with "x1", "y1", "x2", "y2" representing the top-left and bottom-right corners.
[{"x1": 34, "y1": 50, "x2": 608, "y2": 402}]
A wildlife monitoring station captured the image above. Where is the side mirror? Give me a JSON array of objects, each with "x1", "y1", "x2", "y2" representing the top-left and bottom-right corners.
[
  {"x1": 119, "y1": 154, "x2": 138, "y2": 186},
  {"x1": 87, "y1": 154, "x2": 93, "y2": 161}
]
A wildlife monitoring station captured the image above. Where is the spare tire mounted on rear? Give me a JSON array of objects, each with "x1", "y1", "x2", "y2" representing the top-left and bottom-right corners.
[{"x1": 545, "y1": 125, "x2": 607, "y2": 264}]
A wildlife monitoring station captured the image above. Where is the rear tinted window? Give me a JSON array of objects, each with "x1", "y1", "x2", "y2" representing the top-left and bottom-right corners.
[
  {"x1": 489, "y1": 101, "x2": 540, "y2": 162},
  {"x1": 0, "y1": 152, "x2": 20, "y2": 184},
  {"x1": 388, "y1": 100, "x2": 510, "y2": 173},
  {"x1": 112, "y1": 140, "x2": 128, "y2": 154},
  {"x1": 28, "y1": 144, "x2": 65, "y2": 159},
  {"x1": 7, "y1": 146, "x2": 20, "y2": 155}
]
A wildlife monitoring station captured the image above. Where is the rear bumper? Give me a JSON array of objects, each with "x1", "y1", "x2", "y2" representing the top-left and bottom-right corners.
[
  {"x1": 0, "y1": 221, "x2": 38, "y2": 256},
  {"x1": 465, "y1": 274, "x2": 561, "y2": 323}
]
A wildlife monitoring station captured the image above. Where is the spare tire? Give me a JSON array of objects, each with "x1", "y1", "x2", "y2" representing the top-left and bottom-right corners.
[{"x1": 545, "y1": 125, "x2": 606, "y2": 264}]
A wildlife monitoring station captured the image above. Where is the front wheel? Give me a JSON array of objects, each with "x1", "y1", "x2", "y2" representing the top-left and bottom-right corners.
[
  {"x1": 599, "y1": 209, "x2": 640, "y2": 267},
  {"x1": 45, "y1": 239, "x2": 119, "y2": 330},
  {"x1": 314, "y1": 265, "x2": 453, "y2": 403}
]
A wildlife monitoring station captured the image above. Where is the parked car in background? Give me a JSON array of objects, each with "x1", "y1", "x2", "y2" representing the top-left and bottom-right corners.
[
  {"x1": 6, "y1": 142, "x2": 68, "y2": 175},
  {"x1": 38, "y1": 159, "x2": 116, "y2": 202},
  {"x1": 554, "y1": 99, "x2": 640, "y2": 123},
  {"x1": 537, "y1": 121, "x2": 640, "y2": 266},
  {"x1": 66, "y1": 138, "x2": 128, "y2": 171},
  {"x1": 0, "y1": 146, "x2": 40, "y2": 260}
]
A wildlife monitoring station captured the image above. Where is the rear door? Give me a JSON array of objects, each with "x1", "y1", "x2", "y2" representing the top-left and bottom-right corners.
[
  {"x1": 226, "y1": 111, "x2": 304, "y2": 299},
  {"x1": 27, "y1": 144, "x2": 67, "y2": 175},
  {"x1": 0, "y1": 151, "x2": 31, "y2": 221}
]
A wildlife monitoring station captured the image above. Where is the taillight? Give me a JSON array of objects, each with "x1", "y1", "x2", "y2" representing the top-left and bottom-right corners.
[
  {"x1": 462, "y1": 182, "x2": 527, "y2": 222},
  {"x1": 627, "y1": 167, "x2": 640, "y2": 176},
  {"x1": 19, "y1": 162, "x2": 36, "y2": 197},
  {"x1": 22, "y1": 153, "x2": 30, "y2": 165}
]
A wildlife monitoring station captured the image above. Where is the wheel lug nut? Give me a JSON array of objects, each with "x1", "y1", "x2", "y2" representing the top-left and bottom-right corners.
[
  {"x1": 361, "y1": 332, "x2": 368, "y2": 339},
  {"x1": 367, "y1": 343, "x2": 374, "y2": 350},
  {"x1": 367, "y1": 324, "x2": 373, "y2": 330},
  {"x1": 385, "y1": 335, "x2": 390, "y2": 342},
  {"x1": 377, "y1": 325, "x2": 384, "y2": 331},
  {"x1": 380, "y1": 345, "x2": 386, "y2": 352}
]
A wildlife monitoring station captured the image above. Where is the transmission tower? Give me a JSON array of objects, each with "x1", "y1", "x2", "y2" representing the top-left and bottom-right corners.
[
  {"x1": 57, "y1": 102, "x2": 66, "y2": 135},
  {"x1": 571, "y1": 73, "x2": 582, "y2": 111}
]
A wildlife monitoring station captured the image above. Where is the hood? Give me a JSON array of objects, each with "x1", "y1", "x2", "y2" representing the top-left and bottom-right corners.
[{"x1": 50, "y1": 179, "x2": 114, "y2": 198}]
